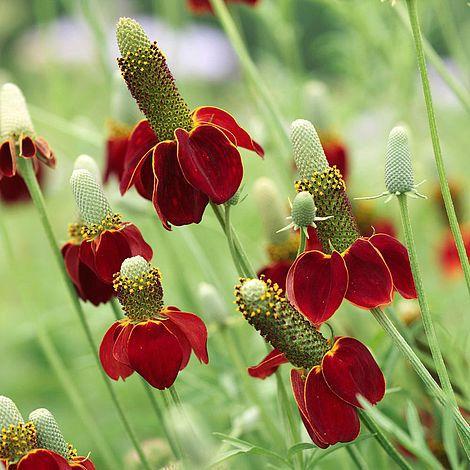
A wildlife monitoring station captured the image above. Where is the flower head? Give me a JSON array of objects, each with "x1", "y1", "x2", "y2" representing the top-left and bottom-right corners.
[
  {"x1": 287, "y1": 120, "x2": 416, "y2": 325},
  {"x1": 116, "y1": 18, "x2": 263, "y2": 229},
  {"x1": 100, "y1": 256, "x2": 208, "y2": 389},
  {"x1": 0, "y1": 396, "x2": 94, "y2": 469},
  {"x1": 0, "y1": 84, "x2": 55, "y2": 180},
  {"x1": 235, "y1": 279, "x2": 385, "y2": 447}
]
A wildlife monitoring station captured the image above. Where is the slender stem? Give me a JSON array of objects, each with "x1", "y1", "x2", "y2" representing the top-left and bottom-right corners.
[
  {"x1": 345, "y1": 445, "x2": 369, "y2": 470},
  {"x1": 297, "y1": 229, "x2": 306, "y2": 257},
  {"x1": 17, "y1": 158, "x2": 151, "y2": 470},
  {"x1": 110, "y1": 299, "x2": 182, "y2": 460},
  {"x1": 209, "y1": 0, "x2": 291, "y2": 158},
  {"x1": 370, "y1": 307, "x2": 470, "y2": 449},
  {"x1": 405, "y1": 0, "x2": 470, "y2": 293},
  {"x1": 223, "y1": 205, "x2": 245, "y2": 276}
]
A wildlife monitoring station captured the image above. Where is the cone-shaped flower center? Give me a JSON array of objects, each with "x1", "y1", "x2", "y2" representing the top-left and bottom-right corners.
[
  {"x1": 0, "y1": 83, "x2": 34, "y2": 140},
  {"x1": 114, "y1": 256, "x2": 164, "y2": 322},
  {"x1": 0, "y1": 422, "x2": 37, "y2": 463},
  {"x1": 235, "y1": 278, "x2": 330, "y2": 369},
  {"x1": 74, "y1": 154, "x2": 101, "y2": 180},
  {"x1": 29, "y1": 409, "x2": 68, "y2": 459},
  {"x1": 116, "y1": 18, "x2": 193, "y2": 141}
]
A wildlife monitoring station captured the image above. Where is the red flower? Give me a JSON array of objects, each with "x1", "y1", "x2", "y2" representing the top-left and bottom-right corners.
[
  {"x1": 321, "y1": 136, "x2": 348, "y2": 181},
  {"x1": 120, "y1": 107, "x2": 263, "y2": 229},
  {"x1": 438, "y1": 225, "x2": 470, "y2": 278},
  {"x1": 287, "y1": 233, "x2": 416, "y2": 326},
  {"x1": 100, "y1": 307, "x2": 208, "y2": 389},
  {"x1": 61, "y1": 237, "x2": 114, "y2": 306},
  {"x1": 79, "y1": 220, "x2": 153, "y2": 284},
  {"x1": 249, "y1": 337, "x2": 385, "y2": 447},
  {"x1": 187, "y1": 0, "x2": 259, "y2": 14},
  {"x1": 0, "y1": 167, "x2": 44, "y2": 205},
  {"x1": 5, "y1": 449, "x2": 94, "y2": 469},
  {"x1": 103, "y1": 121, "x2": 132, "y2": 184}
]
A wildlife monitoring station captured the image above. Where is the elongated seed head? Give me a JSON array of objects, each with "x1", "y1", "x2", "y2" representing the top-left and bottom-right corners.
[
  {"x1": 28, "y1": 409, "x2": 68, "y2": 458},
  {"x1": 120, "y1": 255, "x2": 150, "y2": 278},
  {"x1": 116, "y1": 17, "x2": 152, "y2": 57},
  {"x1": 385, "y1": 125, "x2": 415, "y2": 194},
  {"x1": 0, "y1": 396, "x2": 23, "y2": 428},
  {"x1": 0, "y1": 83, "x2": 34, "y2": 139},
  {"x1": 291, "y1": 119, "x2": 329, "y2": 178},
  {"x1": 74, "y1": 155, "x2": 100, "y2": 181}
]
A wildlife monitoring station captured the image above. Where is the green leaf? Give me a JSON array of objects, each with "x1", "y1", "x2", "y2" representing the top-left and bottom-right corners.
[
  {"x1": 405, "y1": 401, "x2": 426, "y2": 446},
  {"x1": 287, "y1": 442, "x2": 318, "y2": 459}
]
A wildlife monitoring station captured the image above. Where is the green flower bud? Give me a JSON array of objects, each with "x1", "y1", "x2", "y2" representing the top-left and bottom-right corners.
[
  {"x1": 291, "y1": 119, "x2": 328, "y2": 179},
  {"x1": 74, "y1": 155, "x2": 100, "y2": 181},
  {"x1": 0, "y1": 83, "x2": 34, "y2": 139},
  {"x1": 70, "y1": 169, "x2": 112, "y2": 226},
  {"x1": 28, "y1": 409, "x2": 68, "y2": 458},
  {"x1": 291, "y1": 191, "x2": 316, "y2": 228}
]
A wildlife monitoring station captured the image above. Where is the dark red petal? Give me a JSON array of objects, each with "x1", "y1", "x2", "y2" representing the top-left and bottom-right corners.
[
  {"x1": 94, "y1": 230, "x2": 132, "y2": 283},
  {"x1": 322, "y1": 138, "x2": 348, "y2": 181},
  {"x1": 120, "y1": 120, "x2": 158, "y2": 195},
  {"x1": 286, "y1": 250, "x2": 348, "y2": 326},
  {"x1": 127, "y1": 320, "x2": 183, "y2": 389},
  {"x1": 165, "y1": 309, "x2": 209, "y2": 364},
  {"x1": 322, "y1": 337, "x2": 385, "y2": 408},
  {"x1": 104, "y1": 135, "x2": 128, "y2": 183},
  {"x1": 175, "y1": 125, "x2": 243, "y2": 204},
  {"x1": 0, "y1": 172, "x2": 32, "y2": 203},
  {"x1": 290, "y1": 369, "x2": 329, "y2": 448},
  {"x1": 248, "y1": 349, "x2": 288, "y2": 379},
  {"x1": 20, "y1": 136, "x2": 36, "y2": 158},
  {"x1": 153, "y1": 140, "x2": 208, "y2": 230},
  {"x1": 120, "y1": 223, "x2": 153, "y2": 261},
  {"x1": 257, "y1": 260, "x2": 292, "y2": 292},
  {"x1": 35, "y1": 137, "x2": 56, "y2": 168},
  {"x1": 99, "y1": 322, "x2": 134, "y2": 381},
  {"x1": 16, "y1": 449, "x2": 70, "y2": 470},
  {"x1": 77, "y1": 261, "x2": 114, "y2": 306},
  {"x1": 70, "y1": 456, "x2": 96, "y2": 470},
  {"x1": 306, "y1": 226, "x2": 322, "y2": 251},
  {"x1": 79, "y1": 240, "x2": 95, "y2": 271},
  {"x1": 134, "y1": 152, "x2": 154, "y2": 201},
  {"x1": 304, "y1": 366, "x2": 360, "y2": 445},
  {"x1": 192, "y1": 106, "x2": 264, "y2": 156},
  {"x1": 369, "y1": 233, "x2": 417, "y2": 299},
  {"x1": 62, "y1": 242, "x2": 83, "y2": 296},
  {"x1": 112, "y1": 323, "x2": 135, "y2": 367},
  {"x1": 343, "y1": 238, "x2": 394, "y2": 309},
  {"x1": 0, "y1": 140, "x2": 16, "y2": 177},
  {"x1": 162, "y1": 319, "x2": 192, "y2": 371}
]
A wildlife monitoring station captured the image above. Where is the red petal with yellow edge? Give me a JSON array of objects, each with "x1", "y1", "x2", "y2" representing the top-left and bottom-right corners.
[
  {"x1": 304, "y1": 366, "x2": 360, "y2": 445},
  {"x1": 70, "y1": 456, "x2": 96, "y2": 469},
  {"x1": 286, "y1": 250, "x2": 348, "y2": 326},
  {"x1": 192, "y1": 106, "x2": 264, "y2": 156},
  {"x1": 165, "y1": 308, "x2": 209, "y2": 364},
  {"x1": 0, "y1": 140, "x2": 16, "y2": 177},
  {"x1": 290, "y1": 369, "x2": 329, "y2": 448},
  {"x1": 369, "y1": 233, "x2": 417, "y2": 299},
  {"x1": 248, "y1": 349, "x2": 288, "y2": 379},
  {"x1": 16, "y1": 449, "x2": 71, "y2": 469},
  {"x1": 94, "y1": 230, "x2": 132, "y2": 283},
  {"x1": 20, "y1": 136, "x2": 36, "y2": 158},
  {"x1": 113, "y1": 323, "x2": 135, "y2": 367},
  {"x1": 175, "y1": 125, "x2": 243, "y2": 204},
  {"x1": 127, "y1": 320, "x2": 183, "y2": 389},
  {"x1": 322, "y1": 337, "x2": 385, "y2": 408},
  {"x1": 99, "y1": 322, "x2": 134, "y2": 381},
  {"x1": 162, "y1": 319, "x2": 192, "y2": 371},
  {"x1": 120, "y1": 120, "x2": 158, "y2": 195},
  {"x1": 120, "y1": 223, "x2": 153, "y2": 261},
  {"x1": 153, "y1": 140, "x2": 208, "y2": 230},
  {"x1": 343, "y1": 238, "x2": 393, "y2": 309}
]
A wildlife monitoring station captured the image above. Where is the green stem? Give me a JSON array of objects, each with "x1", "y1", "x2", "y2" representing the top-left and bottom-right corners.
[
  {"x1": 109, "y1": 299, "x2": 182, "y2": 460},
  {"x1": 345, "y1": 445, "x2": 369, "y2": 470},
  {"x1": 370, "y1": 307, "x2": 470, "y2": 449},
  {"x1": 223, "y1": 205, "x2": 245, "y2": 276},
  {"x1": 297, "y1": 229, "x2": 306, "y2": 257},
  {"x1": 358, "y1": 410, "x2": 412, "y2": 470},
  {"x1": 209, "y1": 0, "x2": 291, "y2": 158},
  {"x1": 17, "y1": 158, "x2": 151, "y2": 470},
  {"x1": 405, "y1": 0, "x2": 470, "y2": 293}
]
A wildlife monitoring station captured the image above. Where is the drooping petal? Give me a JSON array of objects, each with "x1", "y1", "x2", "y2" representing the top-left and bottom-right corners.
[
  {"x1": 305, "y1": 226, "x2": 322, "y2": 251},
  {"x1": 104, "y1": 135, "x2": 128, "y2": 183},
  {"x1": 343, "y1": 238, "x2": 393, "y2": 309},
  {"x1": 0, "y1": 139, "x2": 16, "y2": 177},
  {"x1": 119, "y1": 223, "x2": 153, "y2": 261},
  {"x1": 165, "y1": 308, "x2": 209, "y2": 364},
  {"x1": 286, "y1": 250, "x2": 348, "y2": 326},
  {"x1": 153, "y1": 140, "x2": 208, "y2": 229},
  {"x1": 192, "y1": 106, "x2": 264, "y2": 156},
  {"x1": 290, "y1": 369, "x2": 329, "y2": 448},
  {"x1": 61, "y1": 243, "x2": 83, "y2": 297},
  {"x1": 134, "y1": 152, "x2": 154, "y2": 201},
  {"x1": 248, "y1": 349, "x2": 289, "y2": 379},
  {"x1": 162, "y1": 319, "x2": 192, "y2": 371},
  {"x1": 70, "y1": 456, "x2": 96, "y2": 470},
  {"x1": 304, "y1": 366, "x2": 360, "y2": 445},
  {"x1": 120, "y1": 120, "x2": 158, "y2": 195},
  {"x1": 322, "y1": 337, "x2": 385, "y2": 408},
  {"x1": 16, "y1": 449, "x2": 70, "y2": 470},
  {"x1": 257, "y1": 260, "x2": 292, "y2": 292},
  {"x1": 35, "y1": 137, "x2": 56, "y2": 168},
  {"x1": 127, "y1": 320, "x2": 183, "y2": 389},
  {"x1": 99, "y1": 322, "x2": 134, "y2": 381},
  {"x1": 175, "y1": 125, "x2": 243, "y2": 204},
  {"x1": 77, "y1": 261, "x2": 114, "y2": 306},
  {"x1": 112, "y1": 323, "x2": 135, "y2": 367},
  {"x1": 369, "y1": 233, "x2": 417, "y2": 299},
  {"x1": 19, "y1": 135, "x2": 36, "y2": 158},
  {"x1": 78, "y1": 240, "x2": 96, "y2": 272},
  {"x1": 94, "y1": 230, "x2": 132, "y2": 283}
]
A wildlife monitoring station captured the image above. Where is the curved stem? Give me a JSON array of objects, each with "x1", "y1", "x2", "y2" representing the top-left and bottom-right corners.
[
  {"x1": 345, "y1": 445, "x2": 369, "y2": 470},
  {"x1": 405, "y1": 0, "x2": 470, "y2": 293},
  {"x1": 223, "y1": 205, "x2": 245, "y2": 276},
  {"x1": 297, "y1": 229, "x2": 306, "y2": 257},
  {"x1": 109, "y1": 300, "x2": 182, "y2": 460},
  {"x1": 17, "y1": 158, "x2": 151, "y2": 470}
]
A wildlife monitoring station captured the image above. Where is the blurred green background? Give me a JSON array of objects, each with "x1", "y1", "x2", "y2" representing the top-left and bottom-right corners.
[{"x1": 0, "y1": 0, "x2": 468, "y2": 468}]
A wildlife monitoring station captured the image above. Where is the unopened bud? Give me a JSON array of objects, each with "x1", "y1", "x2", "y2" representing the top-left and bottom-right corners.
[
  {"x1": 291, "y1": 191, "x2": 316, "y2": 228},
  {"x1": 0, "y1": 396, "x2": 23, "y2": 428},
  {"x1": 28, "y1": 409, "x2": 68, "y2": 458},
  {"x1": 0, "y1": 83, "x2": 34, "y2": 139},
  {"x1": 74, "y1": 155, "x2": 100, "y2": 180},
  {"x1": 197, "y1": 282, "x2": 229, "y2": 325}
]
